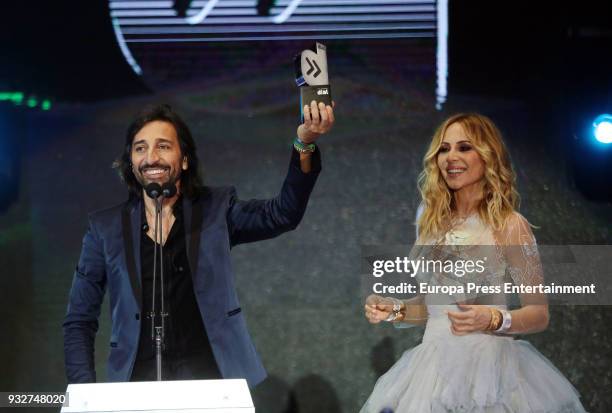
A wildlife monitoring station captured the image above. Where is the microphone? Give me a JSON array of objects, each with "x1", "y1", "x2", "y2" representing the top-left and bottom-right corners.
[
  {"x1": 145, "y1": 183, "x2": 162, "y2": 199},
  {"x1": 161, "y1": 182, "x2": 177, "y2": 198}
]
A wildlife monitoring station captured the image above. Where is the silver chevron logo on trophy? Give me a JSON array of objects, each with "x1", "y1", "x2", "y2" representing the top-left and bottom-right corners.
[{"x1": 294, "y1": 42, "x2": 332, "y2": 120}]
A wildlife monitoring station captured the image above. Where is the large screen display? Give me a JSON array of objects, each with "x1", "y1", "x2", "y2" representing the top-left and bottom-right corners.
[
  {"x1": 110, "y1": 0, "x2": 437, "y2": 43},
  {"x1": 110, "y1": 0, "x2": 445, "y2": 107}
]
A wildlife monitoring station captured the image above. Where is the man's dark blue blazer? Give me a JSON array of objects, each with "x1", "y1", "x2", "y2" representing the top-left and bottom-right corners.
[{"x1": 63, "y1": 150, "x2": 320, "y2": 387}]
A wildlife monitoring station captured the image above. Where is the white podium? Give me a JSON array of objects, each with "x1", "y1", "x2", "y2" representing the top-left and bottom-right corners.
[{"x1": 61, "y1": 379, "x2": 254, "y2": 413}]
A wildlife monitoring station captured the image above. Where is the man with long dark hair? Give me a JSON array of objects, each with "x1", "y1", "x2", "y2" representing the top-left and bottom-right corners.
[{"x1": 63, "y1": 102, "x2": 334, "y2": 386}]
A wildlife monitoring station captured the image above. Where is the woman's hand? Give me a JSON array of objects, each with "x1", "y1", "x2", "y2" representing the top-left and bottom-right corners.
[
  {"x1": 364, "y1": 294, "x2": 397, "y2": 324},
  {"x1": 446, "y1": 303, "x2": 493, "y2": 335}
]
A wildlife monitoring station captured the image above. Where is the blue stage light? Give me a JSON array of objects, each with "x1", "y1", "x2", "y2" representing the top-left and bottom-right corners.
[{"x1": 593, "y1": 114, "x2": 612, "y2": 144}]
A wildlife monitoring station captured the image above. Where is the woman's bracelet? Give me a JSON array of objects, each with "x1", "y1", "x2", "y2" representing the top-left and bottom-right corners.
[
  {"x1": 487, "y1": 308, "x2": 503, "y2": 331},
  {"x1": 495, "y1": 309, "x2": 512, "y2": 333},
  {"x1": 384, "y1": 297, "x2": 404, "y2": 322}
]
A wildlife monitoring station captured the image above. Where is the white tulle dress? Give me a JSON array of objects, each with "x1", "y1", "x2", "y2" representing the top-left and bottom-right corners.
[{"x1": 361, "y1": 213, "x2": 587, "y2": 413}]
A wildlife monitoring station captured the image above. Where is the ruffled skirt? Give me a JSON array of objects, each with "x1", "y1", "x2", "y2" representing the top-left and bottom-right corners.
[{"x1": 361, "y1": 317, "x2": 587, "y2": 413}]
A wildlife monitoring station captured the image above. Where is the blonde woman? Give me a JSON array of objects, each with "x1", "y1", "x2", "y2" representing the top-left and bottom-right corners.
[{"x1": 361, "y1": 114, "x2": 586, "y2": 412}]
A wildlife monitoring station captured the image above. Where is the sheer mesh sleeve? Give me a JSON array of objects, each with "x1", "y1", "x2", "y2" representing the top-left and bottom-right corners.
[
  {"x1": 497, "y1": 212, "x2": 549, "y2": 333},
  {"x1": 394, "y1": 204, "x2": 429, "y2": 329},
  {"x1": 499, "y1": 213, "x2": 545, "y2": 293}
]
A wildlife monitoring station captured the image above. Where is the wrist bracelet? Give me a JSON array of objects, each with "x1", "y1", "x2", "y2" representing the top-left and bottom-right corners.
[
  {"x1": 488, "y1": 308, "x2": 503, "y2": 331},
  {"x1": 293, "y1": 137, "x2": 316, "y2": 153},
  {"x1": 495, "y1": 309, "x2": 512, "y2": 333},
  {"x1": 384, "y1": 298, "x2": 403, "y2": 322}
]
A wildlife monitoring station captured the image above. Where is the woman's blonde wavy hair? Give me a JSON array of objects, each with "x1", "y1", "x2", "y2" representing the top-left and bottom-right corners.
[{"x1": 417, "y1": 113, "x2": 520, "y2": 240}]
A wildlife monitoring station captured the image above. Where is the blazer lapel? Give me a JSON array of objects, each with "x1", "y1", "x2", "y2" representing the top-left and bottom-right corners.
[{"x1": 122, "y1": 199, "x2": 143, "y2": 310}]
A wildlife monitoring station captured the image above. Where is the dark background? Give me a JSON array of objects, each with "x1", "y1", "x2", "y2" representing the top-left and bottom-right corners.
[{"x1": 1, "y1": 1, "x2": 611, "y2": 412}]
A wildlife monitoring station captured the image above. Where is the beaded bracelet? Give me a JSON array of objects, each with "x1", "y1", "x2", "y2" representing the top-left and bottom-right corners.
[{"x1": 293, "y1": 137, "x2": 316, "y2": 153}]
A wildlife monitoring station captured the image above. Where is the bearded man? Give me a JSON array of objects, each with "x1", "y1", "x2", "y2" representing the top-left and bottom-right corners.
[{"x1": 63, "y1": 102, "x2": 334, "y2": 386}]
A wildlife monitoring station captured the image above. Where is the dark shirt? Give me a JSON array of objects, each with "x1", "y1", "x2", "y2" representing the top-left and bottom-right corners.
[{"x1": 132, "y1": 198, "x2": 220, "y2": 380}]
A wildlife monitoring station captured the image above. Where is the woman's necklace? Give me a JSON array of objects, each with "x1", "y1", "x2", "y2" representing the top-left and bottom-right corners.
[{"x1": 445, "y1": 212, "x2": 475, "y2": 246}]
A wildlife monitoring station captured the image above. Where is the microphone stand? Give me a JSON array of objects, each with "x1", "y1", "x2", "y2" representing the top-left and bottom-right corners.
[
  {"x1": 146, "y1": 181, "x2": 176, "y2": 381},
  {"x1": 146, "y1": 183, "x2": 168, "y2": 382},
  {"x1": 154, "y1": 196, "x2": 169, "y2": 381}
]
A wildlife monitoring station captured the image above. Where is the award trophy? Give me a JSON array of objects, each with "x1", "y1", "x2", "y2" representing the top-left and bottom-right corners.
[{"x1": 294, "y1": 42, "x2": 332, "y2": 120}]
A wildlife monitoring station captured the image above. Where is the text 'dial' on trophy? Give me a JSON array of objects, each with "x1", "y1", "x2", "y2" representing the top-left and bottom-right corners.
[{"x1": 294, "y1": 42, "x2": 332, "y2": 120}]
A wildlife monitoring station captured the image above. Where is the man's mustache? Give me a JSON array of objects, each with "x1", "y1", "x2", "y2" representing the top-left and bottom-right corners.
[{"x1": 138, "y1": 163, "x2": 170, "y2": 173}]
